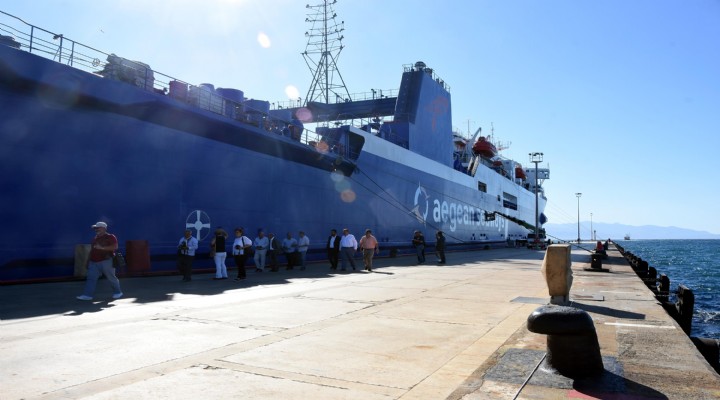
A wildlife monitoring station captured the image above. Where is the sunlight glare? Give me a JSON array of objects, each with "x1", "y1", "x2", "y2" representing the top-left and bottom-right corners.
[
  {"x1": 257, "y1": 32, "x2": 271, "y2": 48},
  {"x1": 285, "y1": 85, "x2": 300, "y2": 99}
]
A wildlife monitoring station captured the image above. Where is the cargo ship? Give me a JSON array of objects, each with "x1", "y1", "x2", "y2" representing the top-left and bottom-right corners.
[{"x1": 0, "y1": 9, "x2": 549, "y2": 283}]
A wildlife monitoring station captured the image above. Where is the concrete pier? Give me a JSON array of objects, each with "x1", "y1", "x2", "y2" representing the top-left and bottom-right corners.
[{"x1": 1, "y1": 245, "x2": 719, "y2": 399}]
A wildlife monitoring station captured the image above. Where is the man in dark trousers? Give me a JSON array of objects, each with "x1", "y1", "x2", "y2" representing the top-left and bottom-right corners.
[
  {"x1": 267, "y1": 232, "x2": 280, "y2": 272},
  {"x1": 232, "y1": 228, "x2": 251, "y2": 280},
  {"x1": 178, "y1": 229, "x2": 199, "y2": 281},
  {"x1": 327, "y1": 229, "x2": 341, "y2": 270},
  {"x1": 435, "y1": 230, "x2": 446, "y2": 264},
  {"x1": 412, "y1": 230, "x2": 426, "y2": 264}
]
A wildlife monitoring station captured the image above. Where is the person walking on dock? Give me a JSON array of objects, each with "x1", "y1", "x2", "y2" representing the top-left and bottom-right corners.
[
  {"x1": 253, "y1": 230, "x2": 269, "y2": 272},
  {"x1": 297, "y1": 231, "x2": 310, "y2": 270},
  {"x1": 327, "y1": 229, "x2": 340, "y2": 270},
  {"x1": 412, "y1": 230, "x2": 426, "y2": 264},
  {"x1": 282, "y1": 232, "x2": 298, "y2": 270},
  {"x1": 358, "y1": 229, "x2": 379, "y2": 271},
  {"x1": 340, "y1": 228, "x2": 358, "y2": 271},
  {"x1": 210, "y1": 227, "x2": 229, "y2": 280},
  {"x1": 267, "y1": 232, "x2": 280, "y2": 272},
  {"x1": 232, "y1": 228, "x2": 251, "y2": 280},
  {"x1": 177, "y1": 229, "x2": 198, "y2": 281},
  {"x1": 435, "y1": 230, "x2": 446, "y2": 264},
  {"x1": 76, "y1": 222, "x2": 123, "y2": 300}
]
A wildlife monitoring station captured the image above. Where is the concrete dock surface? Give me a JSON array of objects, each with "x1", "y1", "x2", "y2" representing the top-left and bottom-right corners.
[{"x1": 2, "y1": 246, "x2": 719, "y2": 399}]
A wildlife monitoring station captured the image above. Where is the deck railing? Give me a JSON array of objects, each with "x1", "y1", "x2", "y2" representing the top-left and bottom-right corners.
[{"x1": 0, "y1": 11, "x2": 405, "y2": 156}]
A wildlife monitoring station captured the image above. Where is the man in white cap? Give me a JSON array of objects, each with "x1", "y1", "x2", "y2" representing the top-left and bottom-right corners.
[{"x1": 76, "y1": 222, "x2": 123, "y2": 300}]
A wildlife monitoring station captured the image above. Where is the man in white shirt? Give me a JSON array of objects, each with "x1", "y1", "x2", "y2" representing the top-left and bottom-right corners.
[
  {"x1": 339, "y1": 228, "x2": 358, "y2": 271},
  {"x1": 232, "y1": 228, "x2": 252, "y2": 280},
  {"x1": 297, "y1": 231, "x2": 310, "y2": 270},
  {"x1": 253, "y1": 230, "x2": 269, "y2": 272},
  {"x1": 178, "y1": 229, "x2": 199, "y2": 281}
]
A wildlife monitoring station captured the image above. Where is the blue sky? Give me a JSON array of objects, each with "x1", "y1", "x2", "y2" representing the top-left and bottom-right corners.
[{"x1": 5, "y1": 0, "x2": 720, "y2": 236}]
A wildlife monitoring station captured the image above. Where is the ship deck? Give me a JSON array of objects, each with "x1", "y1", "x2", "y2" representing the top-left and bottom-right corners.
[{"x1": 1, "y1": 246, "x2": 718, "y2": 399}]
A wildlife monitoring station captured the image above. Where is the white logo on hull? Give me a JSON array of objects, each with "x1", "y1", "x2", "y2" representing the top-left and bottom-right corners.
[
  {"x1": 186, "y1": 210, "x2": 211, "y2": 241},
  {"x1": 412, "y1": 184, "x2": 505, "y2": 233},
  {"x1": 411, "y1": 185, "x2": 429, "y2": 224}
]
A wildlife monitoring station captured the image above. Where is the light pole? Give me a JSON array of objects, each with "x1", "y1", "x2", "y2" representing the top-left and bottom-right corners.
[
  {"x1": 529, "y1": 152, "x2": 543, "y2": 248},
  {"x1": 575, "y1": 193, "x2": 582, "y2": 243},
  {"x1": 590, "y1": 212, "x2": 593, "y2": 241}
]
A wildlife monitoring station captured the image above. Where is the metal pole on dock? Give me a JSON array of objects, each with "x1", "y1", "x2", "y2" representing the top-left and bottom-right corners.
[
  {"x1": 530, "y1": 152, "x2": 543, "y2": 249},
  {"x1": 575, "y1": 192, "x2": 582, "y2": 243}
]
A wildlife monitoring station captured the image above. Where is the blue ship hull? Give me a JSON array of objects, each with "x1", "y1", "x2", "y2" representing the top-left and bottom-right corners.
[{"x1": 0, "y1": 35, "x2": 546, "y2": 283}]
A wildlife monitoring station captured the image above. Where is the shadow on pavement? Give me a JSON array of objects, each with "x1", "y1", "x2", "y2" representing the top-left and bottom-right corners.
[{"x1": 0, "y1": 248, "x2": 545, "y2": 321}]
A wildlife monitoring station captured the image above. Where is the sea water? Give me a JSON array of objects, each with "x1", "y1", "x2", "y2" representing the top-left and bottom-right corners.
[{"x1": 617, "y1": 239, "x2": 720, "y2": 339}]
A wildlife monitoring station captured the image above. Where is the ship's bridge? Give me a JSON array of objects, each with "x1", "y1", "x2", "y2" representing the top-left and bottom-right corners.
[{"x1": 283, "y1": 62, "x2": 454, "y2": 168}]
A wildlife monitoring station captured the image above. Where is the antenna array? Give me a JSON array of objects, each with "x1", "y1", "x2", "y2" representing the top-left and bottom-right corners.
[{"x1": 302, "y1": 0, "x2": 351, "y2": 105}]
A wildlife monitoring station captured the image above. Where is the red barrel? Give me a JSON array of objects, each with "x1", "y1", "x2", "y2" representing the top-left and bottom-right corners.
[{"x1": 125, "y1": 240, "x2": 151, "y2": 275}]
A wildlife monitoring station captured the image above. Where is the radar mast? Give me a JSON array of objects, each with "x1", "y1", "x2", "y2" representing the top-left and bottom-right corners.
[{"x1": 302, "y1": 0, "x2": 351, "y2": 105}]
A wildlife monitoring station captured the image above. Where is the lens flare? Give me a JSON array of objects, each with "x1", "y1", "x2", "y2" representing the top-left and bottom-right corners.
[
  {"x1": 334, "y1": 179, "x2": 351, "y2": 193},
  {"x1": 315, "y1": 140, "x2": 330, "y2": 153},
  {"x1": 330, "y1": 170, "x2": 345, "y2": 183},
  {"x1": 257, "y1": 32, "x2": 271, "y2": 48},
  {"x1": 341, "y1": 190, "x2": 356, "y2": 203},
  {"x1": 295, "y1": 107, "x2": 313, "y2": 122}
]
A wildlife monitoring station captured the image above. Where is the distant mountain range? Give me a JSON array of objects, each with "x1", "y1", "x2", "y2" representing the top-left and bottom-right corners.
[{"x1": 543, "y1": 222, "x2": 720, "y2": 241}]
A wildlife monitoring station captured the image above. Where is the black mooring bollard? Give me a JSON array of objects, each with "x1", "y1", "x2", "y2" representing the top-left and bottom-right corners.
[
  {"x1": 656, "y1": 274, "x2": 670, "y2": 300},
  {"x1": 634, "y1": 260, "x2": 649, "y2": 278},
  {"x1": 676, "y1": 285, "x2": 695, "y2": 335},
  {"x1": 691, "y1": 337, "x2": 720, "y2": 374},
  {"x1": 645, "y1": 266, "x2": 658, "y2": 291},
  {"x1": 527, "y1": 305, "x2": 604, "y2": 378}
]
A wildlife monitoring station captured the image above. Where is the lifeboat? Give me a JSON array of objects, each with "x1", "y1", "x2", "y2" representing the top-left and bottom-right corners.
[
  {"x1": 515, "y1": 164, "x2": 526, "y2": 179},
  {"x1": 472, "y1": 136, "x2": 497, "y2": 158}
]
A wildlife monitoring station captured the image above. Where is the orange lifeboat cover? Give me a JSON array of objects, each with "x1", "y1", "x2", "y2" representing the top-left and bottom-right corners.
[{"x1": 472, "y1": 137, "x2": 498, "y2": 158}]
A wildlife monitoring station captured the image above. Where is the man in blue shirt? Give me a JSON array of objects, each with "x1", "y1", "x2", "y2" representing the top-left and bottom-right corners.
[{"x1": 282, "y1": 232, "x2": 298, "y2": 270}]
